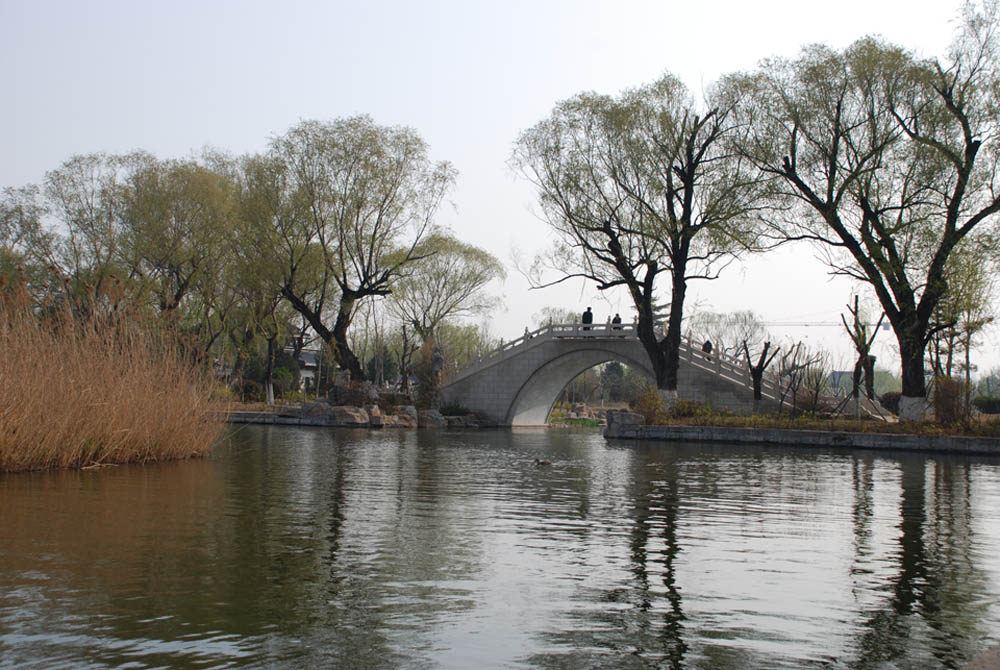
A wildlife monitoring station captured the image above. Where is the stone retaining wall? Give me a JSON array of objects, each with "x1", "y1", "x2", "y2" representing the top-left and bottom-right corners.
[
  {"x1": 603, "y1": 410, "x2": 1000, "y2": 456},
  {"x1": 226, "y1": 407, "x2": 480, "y2": 429}
]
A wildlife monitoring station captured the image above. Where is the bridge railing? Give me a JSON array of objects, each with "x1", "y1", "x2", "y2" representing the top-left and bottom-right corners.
[
  {"x1": 444, "y1": 321, "x2": 640, "y2": 384},
  {"x1": 445, "y1": 323, "x2": 786, "y2": 404},
  {"x1": 446, "y1": 323, "x2": 886, "y2": 416},
  {"x1": 677, "y1": 334, "x2": 783, "y2": 403}
]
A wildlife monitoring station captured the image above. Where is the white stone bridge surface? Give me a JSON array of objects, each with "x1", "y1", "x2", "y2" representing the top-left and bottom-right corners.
[{"x1": 441, "y1": 322, "x2": 792, "y2": 426}]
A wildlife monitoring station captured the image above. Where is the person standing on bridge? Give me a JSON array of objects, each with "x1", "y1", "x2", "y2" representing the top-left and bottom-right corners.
[
  {"x1": 612, "y1": 313, "x2": 622, "y2": 330},
  {"x1": 582, "y1": 307, "x2": 593, "y2": 331}
]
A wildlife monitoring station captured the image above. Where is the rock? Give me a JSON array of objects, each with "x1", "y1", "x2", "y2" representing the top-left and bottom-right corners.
[
  {"x1": 389, "y1": 413, "x2": 418, "y2": 428},
  {"x1": 606, "y1": 410, "x2": 644, "y2": 426},
  {"x1": 418, "y1": 409, "x2": 447, "y2": 428},
  {"x1": 297, "y1": 401, "x2": 332, "y2": 417},
  {"x1": 326, "y1": 380, "x2": 379, "y2": 406},
  {"x1": 445, "y1": 414, "x2": 479, "y2": 428},
  {"x1": 367, "y1": 405, "x2": 384, "y2": 428},
  {"x1": 329, "y1": 406, "x2": 369, "y2": 426},
  {"x1": 360, "y1": 382, "x2": 379, "y2": 402},
  {"x1": 394, "y1": 405, "x2": 418, "y2": 421}
]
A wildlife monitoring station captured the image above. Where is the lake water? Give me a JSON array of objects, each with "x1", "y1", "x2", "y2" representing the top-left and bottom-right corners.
[{"x1": 2, "y1": 426, "x2": 1000, "y2": 669}]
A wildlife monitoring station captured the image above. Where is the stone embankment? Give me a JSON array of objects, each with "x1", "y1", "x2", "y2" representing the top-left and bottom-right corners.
[
  {"x1": 604, "y1": 410, "x2": 1000, "y2": 456},
  {"x1": 228, "y1": 402, "x2": 480, "y2": 429}
]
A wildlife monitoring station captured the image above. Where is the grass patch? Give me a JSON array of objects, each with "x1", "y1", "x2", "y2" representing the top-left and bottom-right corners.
[
  {"x1": 627, "y1": 390, "x2": 1000, "y2": 438},
  {"x1": 550, "y1": 417, "x2": 603, "y2": 427},
  {"x1": 655, "y1": 409, "x2": 1000, "y2": 438},
  {"x1": 0, "y1": 288, "x2": 225, "y2": 472}
]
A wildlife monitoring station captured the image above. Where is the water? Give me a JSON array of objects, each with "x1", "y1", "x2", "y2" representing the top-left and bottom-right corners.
[{"x1": 2, "y1": 426, "x2": 999, "y2": 669}]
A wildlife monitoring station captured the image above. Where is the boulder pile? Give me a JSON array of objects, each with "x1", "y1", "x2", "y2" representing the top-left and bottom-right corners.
[{"x1": 288, "y1": 397, "x2": 478, "y2": 429}]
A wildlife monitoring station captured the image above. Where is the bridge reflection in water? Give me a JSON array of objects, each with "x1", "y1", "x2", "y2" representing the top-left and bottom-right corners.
[{"x1": 1, "y1": 428, "x2": 997, "y2": 668}]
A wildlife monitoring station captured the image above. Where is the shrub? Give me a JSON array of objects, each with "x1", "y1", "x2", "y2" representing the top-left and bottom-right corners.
[
  {"x1": 973, "y1": 396, "x2": 1000, "y2": 414},
  {"x1": 439, "y1": 403, "x2": 471, "y2": 416},
  {"x1": 272, "y1": 367, "x2": 294, "y2": 398},
  {"x1": 281, "y1": 390, "x2": 313, "y2": 404},
  {"x1": 239, "y1": 379, "x2": 264, "y2": 402},
  {"x1": 933, "y1": 376, "x2": 966, "y2": 425},
  {"x1": 332, "y1": 383, "x2": 374, "y2": 407},
  {"x1": 670, "y1": 399, "x2": 718, "y2": 419},
  {"x1": 880, "y1": 391, "x2": 902, "y2": 414},
  {"x1": 630, "y1": 389, "x2": 671, "y2": 425}
]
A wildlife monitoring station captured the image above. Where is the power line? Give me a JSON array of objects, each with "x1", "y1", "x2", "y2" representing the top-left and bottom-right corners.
[{"x1": 762, "y1": 321, "x2": 891, "y2": 329}]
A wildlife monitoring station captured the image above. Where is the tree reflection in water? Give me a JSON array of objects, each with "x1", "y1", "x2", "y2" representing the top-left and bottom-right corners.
[
  {"x1": 852, "y1": 456, "x2": 989, "y2": 669},
  {"x1": 1, "y1": 428, "x2": 999, "y2": 669}
]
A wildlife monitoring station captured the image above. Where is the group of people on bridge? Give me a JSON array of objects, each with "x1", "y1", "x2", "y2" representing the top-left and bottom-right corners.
[{"x1": 581, "y1": 307, "x2": 622, "y2": 332}]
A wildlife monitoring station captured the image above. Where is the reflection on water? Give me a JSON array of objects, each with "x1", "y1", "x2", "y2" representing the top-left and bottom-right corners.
[{"x1": 2, "y1": 426, "x2": 1000, "y2": 669}]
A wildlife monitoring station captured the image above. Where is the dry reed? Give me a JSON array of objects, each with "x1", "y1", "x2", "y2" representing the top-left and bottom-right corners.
[{"x1": 0, "y1": 287, "x2": 226, "y2": 472}]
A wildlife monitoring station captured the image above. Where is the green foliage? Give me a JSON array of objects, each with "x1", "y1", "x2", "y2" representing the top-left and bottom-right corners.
[
  {"x1": 552, "y1": 417, "x2": 602, "y2": 427},
  {"x1": 211, "y1": 386, "x2": 238, "y2": 403},
  {"x1": 240, "y1": 349, "x2": 300, "y2": 399},
  {"x1": 874, "y1": 369, "x2": 902, "y2": 396},
  {"x1": 238, "y1": 379, "x2": 264, "y2": 402},
  {"x1": 272, "y1": 367, "x2": 294, "y2": 398},
  {"x1": 413, "y1": 339, "x2": 442, "y2": 409},
  {"x1": 727, "y1": 8, "x2": 1000, "y2": 401},
  {"x1": 281, "y1": 390, "x2": 314, "y2": 404},
  {"x1": 557, "y1": 367, "x2": 600, "y2": 406},
  {"x1": 599, "y1": 361, "x2": 625, "y2": 402},
  {"x1": 972, "y1": 396, "x2": 1000, "y2": 414},
  {"x1": 389, "y1": 232, "x2": 505, "y2": 341},
  {"x1": 669, "y1": 400, "x2": 721, "y2": 419},
  {"x1": 435, "y1": 322, "x2": 497, "y2": 372},
  {"x1": 514, "y1": 71, "x2": 769, "y2": 393}
]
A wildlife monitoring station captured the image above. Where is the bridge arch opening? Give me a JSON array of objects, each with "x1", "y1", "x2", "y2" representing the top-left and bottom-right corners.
[{"x1": 506, "y1": 349, "x2": 654, "y2": 426}]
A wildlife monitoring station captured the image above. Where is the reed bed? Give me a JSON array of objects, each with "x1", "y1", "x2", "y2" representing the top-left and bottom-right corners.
[{"x1": 0, "y1": 294, "x2": 226, "y2": 472}]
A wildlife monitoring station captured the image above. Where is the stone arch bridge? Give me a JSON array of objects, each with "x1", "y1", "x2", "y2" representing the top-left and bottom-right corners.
[{"x1": 440, "y1": 322, "x2": 786, "y2": 426}]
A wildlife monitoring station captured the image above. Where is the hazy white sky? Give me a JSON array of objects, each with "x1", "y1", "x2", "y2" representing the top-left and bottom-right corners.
[{"x1": 3, "y1": 0, "x2": 993, "y2": 373}]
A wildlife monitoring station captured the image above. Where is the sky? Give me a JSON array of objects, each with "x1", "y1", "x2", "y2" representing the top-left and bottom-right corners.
[{"x1": 3, "y1": 0, "x2": 995, "y2": 376}]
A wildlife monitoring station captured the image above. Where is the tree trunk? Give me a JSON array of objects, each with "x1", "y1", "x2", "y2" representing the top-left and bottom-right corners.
[
  {"x1": 898, "y1": 330, "x2": 929, "y2": 421},
  {"x1": 864, "y1": 355, "x2": 876, "y2": 401},
  {"x1": 660, "y1": 260, "x2": 688, "y2": 392},
  {"x1": 331, "y1": 294, "x2": 363, "y2": 380},
  {"x1": 750, "y1": 368, "x2": 764, "y2": 401},
  {"x1": 280, "y1": 284, "x2": 364, "y2": 380},
  {"x1": 265, "y1": 335, "x2": 276, "y2": 407},
  {"x1": 634, "y1": 301, "x2": 669, "y2": 390}
]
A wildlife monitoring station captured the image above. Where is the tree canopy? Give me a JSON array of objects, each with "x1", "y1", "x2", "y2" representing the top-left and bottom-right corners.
[
  {"x1": 513, "y1": 73, "x2": 768, "y2": 395},
  {"x1": 727, "y1": 4, "x2": 1000, "y2": 417}
]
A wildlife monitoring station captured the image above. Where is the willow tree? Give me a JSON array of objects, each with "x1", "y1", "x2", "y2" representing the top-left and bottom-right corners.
[
  {"x1": 268, "y1": 116, "x2": 456, "y2": 379},
  {"x1": 729, "y1": 5, "x2": 1000, "y2": 419},
  {"x1": 0, "y1": 185, "x2": 55, "y2": 301},
  {"x1": 42, "y1": 153, "x2": 141, "y2": 305},
  {"x1": 388, "y1": 232, "x2": 505, "y2": 342},
  {"x1": 513, "y1": 74, "x2": 767, "y2": 400},
  {"x1": 119, "y1": 158, "x2": 238, "y2": 319}
]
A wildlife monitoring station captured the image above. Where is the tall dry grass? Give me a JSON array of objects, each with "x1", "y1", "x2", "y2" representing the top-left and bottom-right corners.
[{"x1": 0, "y1": 285, "x2": 226, "y2": 472}]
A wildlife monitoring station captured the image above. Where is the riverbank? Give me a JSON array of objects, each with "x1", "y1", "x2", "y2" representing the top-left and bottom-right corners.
[
  {"x1": 226, "y1": 405, "x2": 480, "y2": 429},
  {"x1": 604, "y1": 410, "x2": 1000, "y2": 456}
]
